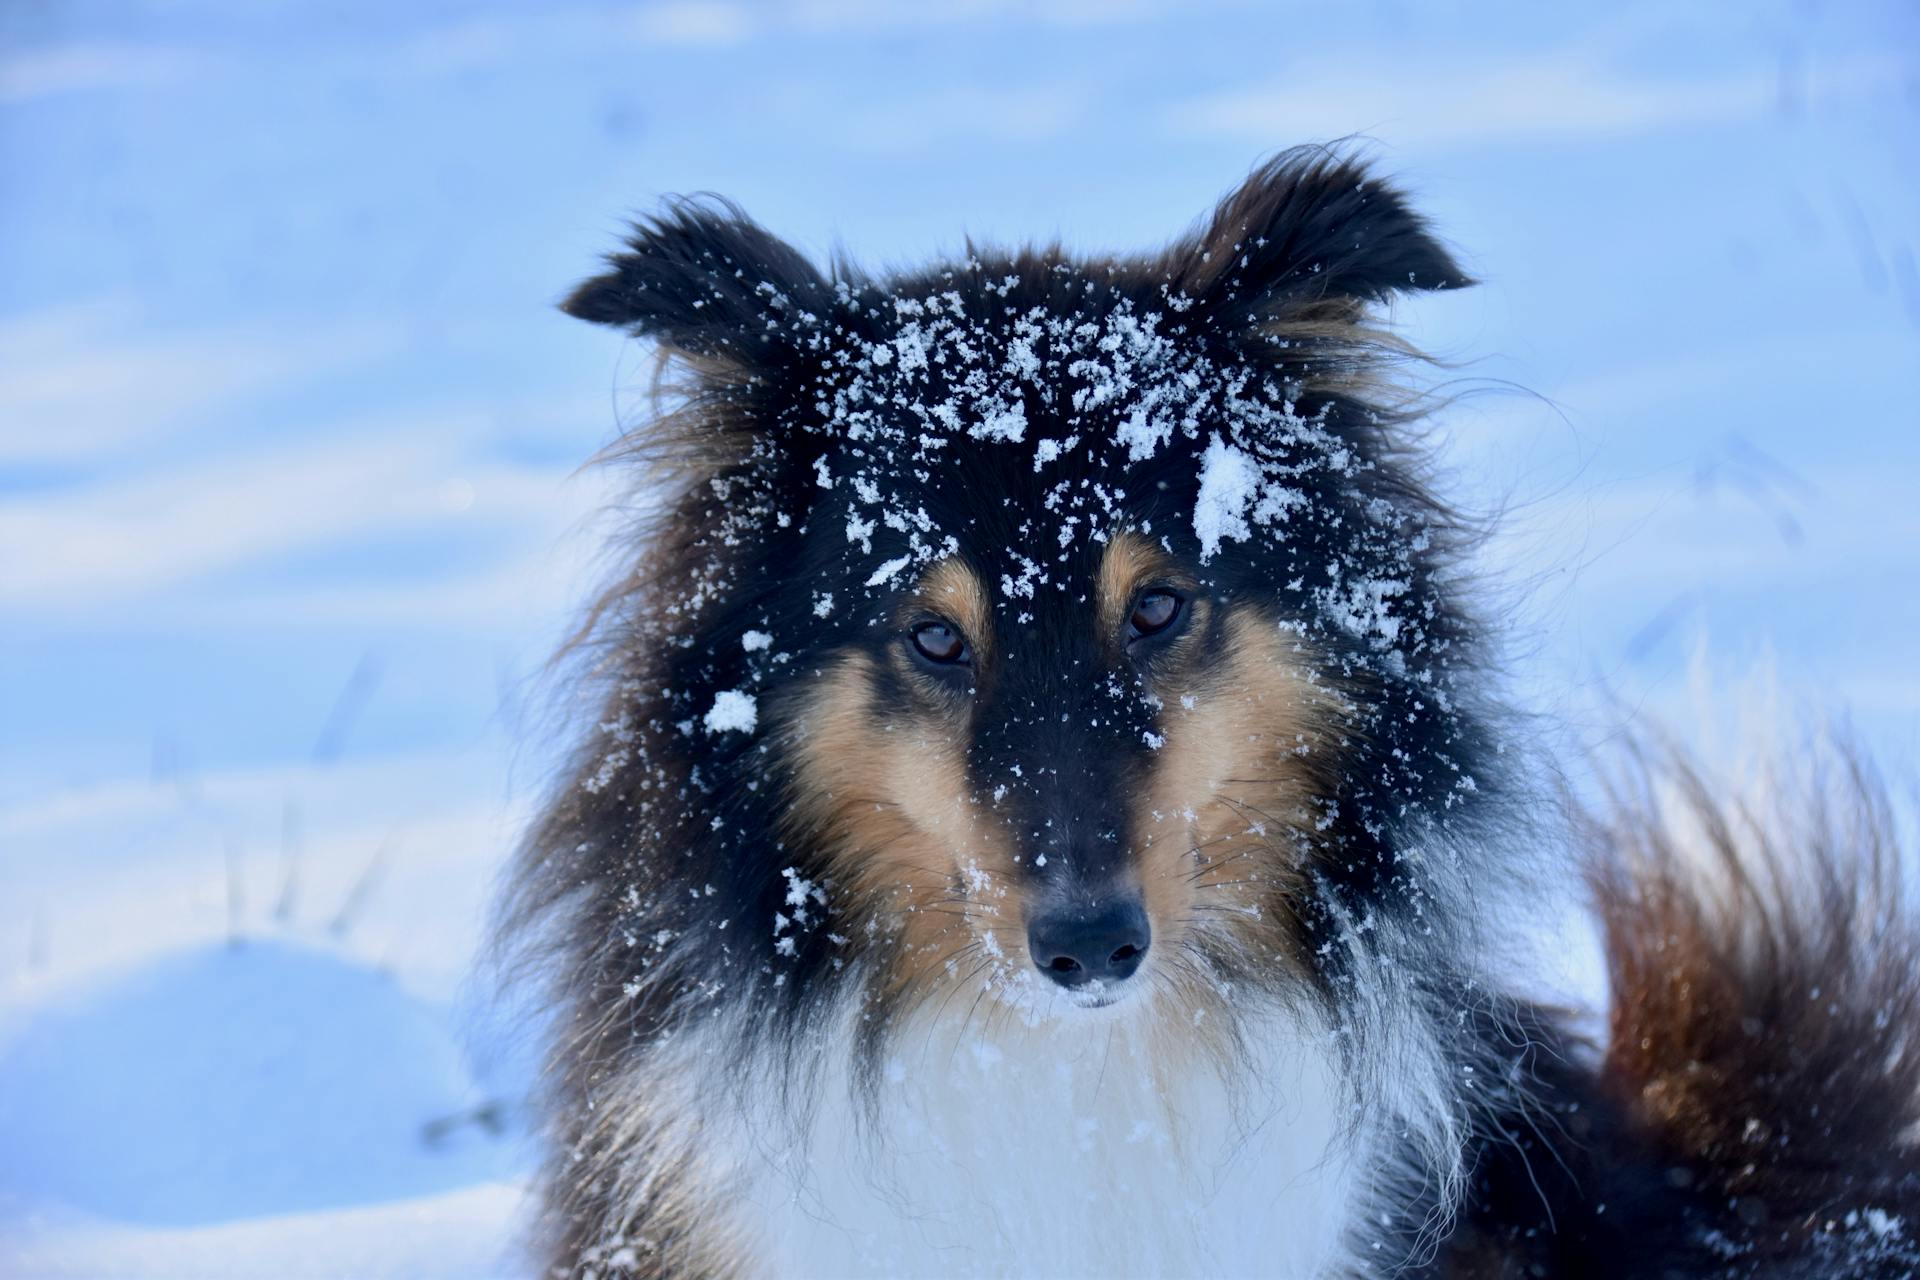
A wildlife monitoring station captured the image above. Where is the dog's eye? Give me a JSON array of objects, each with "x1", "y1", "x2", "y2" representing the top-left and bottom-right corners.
[
  {"x1": 1128, "y1": 591, "x2": 1182, "y2": 641},
  {"x1": 910, "y1": 620, "x2": 969, "y2": 665}
]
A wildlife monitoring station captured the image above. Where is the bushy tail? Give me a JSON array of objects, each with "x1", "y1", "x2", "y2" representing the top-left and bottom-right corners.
[{"x1": 1587, "y1": 737, "x2": 1920, "y2": 1275}]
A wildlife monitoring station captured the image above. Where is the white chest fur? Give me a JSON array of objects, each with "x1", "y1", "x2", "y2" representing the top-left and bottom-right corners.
[{"x1": 674, "y1": 1002, "x2": 1367, "y2": 1279}]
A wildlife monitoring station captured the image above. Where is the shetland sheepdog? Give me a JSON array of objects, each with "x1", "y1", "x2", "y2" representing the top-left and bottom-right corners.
[{"x1": 501, "y1": 148, "x2": 1920, "y2": 1277}]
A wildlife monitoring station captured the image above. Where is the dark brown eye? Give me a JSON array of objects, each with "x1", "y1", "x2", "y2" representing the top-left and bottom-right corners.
[
  {"x1": 1128, "y1": 591, "x2": 1182, "y2": 640},
  {"x1": 910, "y1": 620, "x2": 969, "y2": 665}
]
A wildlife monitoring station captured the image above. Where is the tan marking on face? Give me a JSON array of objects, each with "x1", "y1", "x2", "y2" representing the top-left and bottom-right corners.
[
  {"x1": 914, "y1": 557, "x2": 992, "y2": 664},
  {"x1": 1131, "y1": 608, "x2": 1340, "y2": 982},
  {"x1": 776, "y1": 648, "x2": 1023, "y2": 1007},
  {"x1": 1095, "y1": 530, "x2": 1167, "y2": 641}
]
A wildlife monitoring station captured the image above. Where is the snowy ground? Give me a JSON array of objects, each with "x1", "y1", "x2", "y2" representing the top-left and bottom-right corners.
[
  {"x1": 0, "y1": 751, "x2": 544, "y2": 1276},
  {"x1": 2, "y1": 1, "x2": 1916, "y2": 1275}
]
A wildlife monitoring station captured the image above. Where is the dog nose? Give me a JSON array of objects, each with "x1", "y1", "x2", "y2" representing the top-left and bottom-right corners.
[{"x1": 1027, "y1": 897, "x2": 1151, "y2": 988}]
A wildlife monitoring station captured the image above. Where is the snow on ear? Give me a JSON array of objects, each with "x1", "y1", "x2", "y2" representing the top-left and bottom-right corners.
[
  {"x1": 1167, "y1": 148, "x2": 1471, "y2": 330},
  {"x1": 562, "y1": 196, "x2": 830, "y2": 369}
]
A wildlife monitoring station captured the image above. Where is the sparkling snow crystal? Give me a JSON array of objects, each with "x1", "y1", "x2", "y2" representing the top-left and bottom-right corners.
[
  {"x1": 703, "y1": 689, "x2": 758, "y2": 734},
  {"x1": 1193, "y1": 436, "x2": 1261, "y2": 563}
]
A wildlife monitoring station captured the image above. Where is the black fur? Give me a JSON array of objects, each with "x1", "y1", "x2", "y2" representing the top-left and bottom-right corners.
[{"x1": 562, "y1": 196, "x2": 834, "y2": 365}]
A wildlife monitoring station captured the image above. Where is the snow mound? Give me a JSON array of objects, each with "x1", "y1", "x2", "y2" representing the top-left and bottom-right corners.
[{"x1": 0, "y1": 941, "x2": 519, "y2": 1227}]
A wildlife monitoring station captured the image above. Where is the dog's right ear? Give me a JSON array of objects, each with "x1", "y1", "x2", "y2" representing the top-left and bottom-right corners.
[{"x1": 563, "y1": 197, "x2": 829, "y2": 372}]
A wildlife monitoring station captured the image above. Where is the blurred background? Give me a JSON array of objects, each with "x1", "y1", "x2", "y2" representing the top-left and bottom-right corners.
[{"x1": 1, "y1": 1, "x2": 1915, "y2": 1275}]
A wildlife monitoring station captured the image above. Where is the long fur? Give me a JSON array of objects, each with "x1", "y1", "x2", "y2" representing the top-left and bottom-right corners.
[
  {"x1": 1425, "y1": 737, "x2": 1920, "y2": 1278},
  {"x1": 501, "y1": 146, "x2": 1920, "y2": 1278}
]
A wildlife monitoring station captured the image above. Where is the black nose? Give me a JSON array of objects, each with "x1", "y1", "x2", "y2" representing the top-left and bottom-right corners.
[{"x1": 1027, "y1": 898, "x2": 1151, "y2": 989}]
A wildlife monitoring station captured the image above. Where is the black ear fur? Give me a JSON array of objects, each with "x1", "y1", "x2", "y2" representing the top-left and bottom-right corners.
[
  {"x1": 1168, "y1": 147, "x2": 1472, "y2": 329},
  {"x1": 563, "y1": 196, "x2": 830, "y2": 367}
]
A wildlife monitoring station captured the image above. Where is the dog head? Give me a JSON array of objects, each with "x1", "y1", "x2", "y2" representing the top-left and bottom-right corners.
[{"x1": 556, "y1": 149, "x2": 1486, "y2": 1040}]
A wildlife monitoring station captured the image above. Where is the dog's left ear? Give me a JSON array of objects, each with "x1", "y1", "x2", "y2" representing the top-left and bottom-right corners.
[{"x1": 1167, "y1": 148, "x2": 1471, "y2": 330}]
